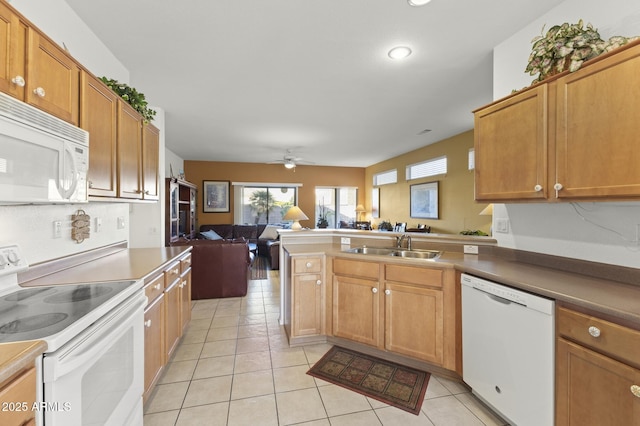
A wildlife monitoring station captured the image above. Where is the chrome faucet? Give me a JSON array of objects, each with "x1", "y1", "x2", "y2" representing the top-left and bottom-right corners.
[{"x1": 395, "y1": 234, "x2": 412, "y2": 250}]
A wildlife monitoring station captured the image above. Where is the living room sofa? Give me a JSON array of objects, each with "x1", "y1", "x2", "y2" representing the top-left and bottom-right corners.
[
  {"x1": 170, "y1": 238, "x2": 251, "y2": 299},
  {"x1": 199, "y1": 224, "x2": 281, "y2": 270}
]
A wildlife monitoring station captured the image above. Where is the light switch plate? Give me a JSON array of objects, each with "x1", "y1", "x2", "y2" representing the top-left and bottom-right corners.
[
  {"x1": 340, "y1": 237, "x2": 351, "y2": 245},
  {"x1": 495, "y1": 218, "x2": 510, "y2": 233},
  {"x1": 463, "y1": 245, "x2": 479, "y2": 254}
]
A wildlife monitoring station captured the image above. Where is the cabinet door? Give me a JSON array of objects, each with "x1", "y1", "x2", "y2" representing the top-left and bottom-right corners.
[
  {"x1": 142, "y1": 124, "x2": 160, "y2": 200},
  {"x1": 117, "y1": 101, "x2": 143, "y2": 199},
  {"x1": 556, "y1": 338, "x2": 640, "y2": 425},
  {"x1": 164, "y1": 279, "x2": 181, "y2": 360},
  {"x1": 293, "y1": 273, "x2": 323, "y2": 337},
  {"x1": 180, "y1": 271, "x2": 191, "y2": 334},
  {"x1": 26, "y1": 31, "x2": 79, "y2": 125},
  {"x1": 556, "y1": 45, "x2": 640, "y2": 199},
  {"x1": 384, "y1": 282, "x2": 443, "y2": 364},
  {"x1": 474, "y1": 85, "x2": 548, "y2": 201},
  {"x1": 80, "y1": 71, "x2": 118, "y2": 197},
  {"x1": 0, "y1": 2, "x2": 27, "y2": 99},
  {"x1": 143, "y1": 294, "x2": 165, "y2": 403},
  {"x1": 0, "y1": 367, "x2": 36, "y2": 426},
  {"x1": 333, "y1": 275, "x2": 380, "y2": 347}
]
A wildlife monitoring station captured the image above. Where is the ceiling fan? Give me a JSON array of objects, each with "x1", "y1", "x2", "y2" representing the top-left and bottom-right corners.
[{"x1": 268, "y1": 149, "x2": 314, "y2": 170}]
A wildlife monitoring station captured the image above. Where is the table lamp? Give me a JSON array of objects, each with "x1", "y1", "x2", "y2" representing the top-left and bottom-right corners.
[
  {"x1": 283, "y1": 206, "x2": 309, "y2": 230},
  {"x1": 355, "y1": 204, "x2": 366, "y2": 221}
]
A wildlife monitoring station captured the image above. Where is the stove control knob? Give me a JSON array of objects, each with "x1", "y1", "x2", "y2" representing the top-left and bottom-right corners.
[{"x1": 6, "y1": 250, "x2": 20, "y2": 265}]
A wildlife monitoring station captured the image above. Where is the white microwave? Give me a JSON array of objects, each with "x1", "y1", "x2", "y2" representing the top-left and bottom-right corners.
[{"x1": 0, "y1": 92, "x2": 89, "y2": 204}]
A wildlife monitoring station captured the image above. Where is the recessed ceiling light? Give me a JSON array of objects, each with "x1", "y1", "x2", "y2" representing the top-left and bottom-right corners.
[
  {"x1": 388, "y1": 46, "x2": 412, "y2": 59},
  {"x1": 408, "y1": 0, "x2": 432, "y2": 6}
]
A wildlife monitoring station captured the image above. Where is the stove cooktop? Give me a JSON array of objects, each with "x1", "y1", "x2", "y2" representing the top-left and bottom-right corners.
[{"x1": 0, "y1": 280, "x2": 138, "y2": 347}]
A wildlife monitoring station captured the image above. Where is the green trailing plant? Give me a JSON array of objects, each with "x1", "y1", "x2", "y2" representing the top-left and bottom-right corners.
[
  {"x1": 525, "y1": 19, "x2": 639, "y2": 85},
  {"x1": 378, "y1": 220, "x2": 393, "y2": 231},
  {"x1": 100, "y1": 77, "x2": 156, "y2": 123},
  {"x1": 460, "y1": 230, "x2": 488, "y2": 236}
]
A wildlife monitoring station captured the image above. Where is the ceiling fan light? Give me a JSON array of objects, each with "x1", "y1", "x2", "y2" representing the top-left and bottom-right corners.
[
  {"x1": 388, "y1": 46, "x2": 412, "y2": 60},
  {"x1": 408, "y1": 0, "x2": 432, "y2": 6},
  {"x1": 284, "y1": 161, "x2": 295, "y2": 169}
]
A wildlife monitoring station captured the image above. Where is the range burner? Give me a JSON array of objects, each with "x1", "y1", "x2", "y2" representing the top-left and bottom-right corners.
[
  {"x1": 0, "y1": 312, "x2": 68, "y2": 334},
  {"x1": 3, "y1": 287, "x2": 52, "y2": 302},
  {"x1": 44, "y1": 285, "x2": 113, "y2": 303}
]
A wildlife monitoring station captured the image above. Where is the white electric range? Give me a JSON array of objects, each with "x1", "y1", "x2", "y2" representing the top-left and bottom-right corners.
[{"x1": 0, "y1": 245, "x2": 146, "y2": 426}]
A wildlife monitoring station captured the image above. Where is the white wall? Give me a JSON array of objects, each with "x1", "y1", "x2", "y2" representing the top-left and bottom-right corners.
[{"x1": 492, "y1": 0, "x2": 640, "y2": 268}]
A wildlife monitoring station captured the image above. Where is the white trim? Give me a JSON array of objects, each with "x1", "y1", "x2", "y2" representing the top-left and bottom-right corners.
[{"x1": 231, "y1": 182, "x2": 303, "y2": 187}]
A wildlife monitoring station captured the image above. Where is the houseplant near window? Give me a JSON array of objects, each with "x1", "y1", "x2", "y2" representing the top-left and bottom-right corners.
[{"x1": 100, "y1": 77, "x2": 157, "y2": 123}]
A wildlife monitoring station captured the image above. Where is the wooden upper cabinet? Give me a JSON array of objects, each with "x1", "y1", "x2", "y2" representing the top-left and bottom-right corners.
[
  {"x1": 474, "y1": 40, "x2": 640, "y2": 202},
  {"x1": 0, "y1": 2, "x2": 27, "y2": 100},
  {"x1": 117, "y1": 101, "x2": 143, "y2": 199},
  {"x1": 555, "y1": 44, "x2": 640, "y2": 199},
  {"x1": 81, "y1": 71, "x2": 118, "y2": 197},
  {"x1": 142, "y1": 124, "x2": 160, "y2": 200},
  {"x1": 474, "y1": 84, "x2": 548, "y2": 201},
  {"x1": 26, "y1": 31, "x2": 79, "y2": 125}
]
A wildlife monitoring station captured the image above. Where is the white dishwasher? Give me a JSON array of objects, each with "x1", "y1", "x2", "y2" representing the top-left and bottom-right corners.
[{"x1": 461, "y1": 273, "x2": 555, "y2": 426}]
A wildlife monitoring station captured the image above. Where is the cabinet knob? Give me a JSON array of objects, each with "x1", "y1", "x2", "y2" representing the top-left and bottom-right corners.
[
  {"x1": 144, "y1": 319, "x2": 152, "y2": 328},
  {"x1": 372, "y1": 287, "x2": 378, "y2": 293},
  {"x1": 33, "y1": 87, "x2": 46, "y2": 97},
  {"x1": 88, "y1": 180, "x2": 93, "y2": 188},
  {"x1": 534, "y1": 184, "x2": 543, "y2": 192},
  {"x1": 306, "y1": 262, "x2": 312, "y2": 268},
  {"x1": 631, "y1": 385, "x2": 640, "y2": 398},
  {"x1": 385, "y1": 289, "x2": 391, "y2": 295},
  {"x1": 588, "y1": 326, "x2": 601, "y2": 338},
  {"x1": 11, "y1": 76, "x2": 25, "y2": 87},
  {"x1": 316, "y1": 280, "x2": 321, "y2": 285},
  {"x1": 154, "y1": 283, "x2": 162, "y2": 291}
]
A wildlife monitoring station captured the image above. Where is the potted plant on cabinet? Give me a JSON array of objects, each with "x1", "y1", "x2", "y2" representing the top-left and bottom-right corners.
[{"x1": 100, "y1": 77, "x2": 157, "y2": 123}]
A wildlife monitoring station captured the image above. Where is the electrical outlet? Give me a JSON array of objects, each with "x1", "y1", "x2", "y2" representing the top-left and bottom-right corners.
[
  {"x1": 117, "y1": 217, "x2": 125, "y2": 229},
  {"x1": 495, "y1": 218, "x2": 510, "y2": 233},
  {"x1": 464, "y1": 245, "x2": 479, "y2": 254},
  {"x1": 95, "y1": 217, "x2": 102, "y2": 233},
  {"x1": 53, "y1": 221, "x2": 62, "y2": 238},
  {"x1": 340, "y1": 237, "x2": 351, "y2": 245}
]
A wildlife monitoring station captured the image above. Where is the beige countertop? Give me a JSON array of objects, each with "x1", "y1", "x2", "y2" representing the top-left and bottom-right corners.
[
  {"x1": 0, "y1": 340, "x2": 47, "y2": 384},
  {"x1": 23, "y1": 246, "x2": 192, "y2": 287},
  {"x1": 287, "y1": 243, "x2": 640, "y2": 327}
]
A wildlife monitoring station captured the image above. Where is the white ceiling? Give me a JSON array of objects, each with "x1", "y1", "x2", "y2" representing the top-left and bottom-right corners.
[{"x1": 65, "y1": 0, "x2": 564, "y2": 168}]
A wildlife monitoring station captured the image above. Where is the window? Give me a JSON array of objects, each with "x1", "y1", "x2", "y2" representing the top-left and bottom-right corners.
[
  {"x1": 238, "y1": 186, "x2": 298, "y2": 224},
  {"x1": 315, "y1": 187, "x2": 358, "y2": 229},
  {"x1": 406, "y1": 156, "x2": 447, "y2": 180},
  {"x1": 373, "y1": 169, "x2": 397, "y2": 186}
]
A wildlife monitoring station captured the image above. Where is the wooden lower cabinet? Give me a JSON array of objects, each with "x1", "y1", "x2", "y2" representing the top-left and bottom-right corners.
[
  {"x1": 556, "y1": 305, "x2": 640, "y2": 425},
  {"x1": 179, "y1": 255, "x2": 192, "y2": 334},
  {"x1": 0, "y1": 367, "x2": 36, "y2": 426},
  {"x1": 143, "y1": 293, "x2": 165, "y2": 403},
  {"x1": 284, "y1": 254, "x2": 325, "y2": 343},
  {"x1": 164, "y1": 278, "x2": 181, "y2": 360},
  {"x1": 331, "y1": 257, "x2": 458, "y2": 370}
]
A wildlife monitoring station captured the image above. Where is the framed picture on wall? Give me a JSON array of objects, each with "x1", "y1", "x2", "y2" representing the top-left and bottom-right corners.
[
  {"x1": 410, "y1": 181, "x2": 439, "y2": 219},
  {"x1": 371, "y1": 187, "x2": 380, "y2": 218},
  {"x1": 203, "y1": 180, "x2": 230, "y2": 213}
]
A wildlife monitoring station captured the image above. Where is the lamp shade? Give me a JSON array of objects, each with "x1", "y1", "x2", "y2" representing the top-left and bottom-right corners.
[
  {"x1": 355, "y1": 204, "x2": 366, "y2": 212},
  {"x1": 479, "y1": 204, "x2": 494, "y2": 216},
  {"x1": 283, "y1": 206, "x2": 309, "y2": 230}
]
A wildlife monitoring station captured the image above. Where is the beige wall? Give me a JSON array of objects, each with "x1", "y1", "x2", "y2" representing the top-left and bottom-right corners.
[
  {"x1": 184, "y1": 161, "x2": 365, "y2": 229},
  {"x1": 364, "y1": 130, "x2": 491, "y2": 235}
]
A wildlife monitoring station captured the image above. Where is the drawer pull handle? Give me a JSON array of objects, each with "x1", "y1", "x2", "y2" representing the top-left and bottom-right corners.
[
  {"x1": 154, "y1": 283, "x2": 161, "y2": 290},
  {"x1": 372, "y1": 287, "x2": 378, "y2": 293},
  {"x1": 306, "y1": 262, "x2": 312, "y2": 268},
  {"x1": 172, "y1": 268, "x2": 179, "y2": 275},
  {"x1": 631, "y1": 385, "x2": 640, "y2": 398},
  {"x1": 144, "y1": 319, "x2": 152, "y2": 328},
  {"x1": 385, "y1": 289, "x2": 391, "y2": 295},
  {"x1": 316, "y1": 280, "x2": 321, "y2": 285},
  {"x1": 588, "y1": 326, "x2": 601, "y2": 338}
]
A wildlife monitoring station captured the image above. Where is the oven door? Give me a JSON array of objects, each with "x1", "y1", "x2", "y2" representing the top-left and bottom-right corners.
[{"x1": 42, "y1": 291, "x2": 146, "y2": 426}]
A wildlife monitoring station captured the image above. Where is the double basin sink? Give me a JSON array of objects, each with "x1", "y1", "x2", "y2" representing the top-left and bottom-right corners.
[{"x1": 344, "y1": 246, "x2": 442, "y2": 260}]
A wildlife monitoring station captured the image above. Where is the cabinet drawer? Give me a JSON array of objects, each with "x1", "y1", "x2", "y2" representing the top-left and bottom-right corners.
[
  {"x1": 164, "y1": 261, "x2": 181, "y2": 289},
  {"x1": 180, "y1": 254, "x2": 192, "y2": 273},
  {"x1": 0, "y1": 366, "x2": 36, "y2": 426},
  {"x1": 333, "y1": 258, "x2": 379, "y2": 280},
  {"x1": 385, "y1": 264, "x2": 442, "y2": 288},
  {"x1": 557, "y1": 307, "x2": 640, "y2": 368},
  {"x1": 293, "y1": 256, "x2": 322, "y2": 274},
  {"x1": 145, "y1": 273, "x2": 164, "y2": 304}
]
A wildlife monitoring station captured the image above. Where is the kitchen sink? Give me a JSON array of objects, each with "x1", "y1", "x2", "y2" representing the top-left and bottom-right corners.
[{"x1": 344, "y1": 246, "x2": 442, "y2": 260}]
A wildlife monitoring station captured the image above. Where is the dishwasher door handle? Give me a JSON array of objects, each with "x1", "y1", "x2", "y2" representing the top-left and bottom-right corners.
[{"x1": 472, "y1": 286, "x2": 523, "y2": 306}]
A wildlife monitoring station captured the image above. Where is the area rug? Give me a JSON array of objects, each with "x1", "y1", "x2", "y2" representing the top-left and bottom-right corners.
[
  {"x1": 307, "y1": 346, "x2": 430, "y2": 415},
  {"x1": 250, "y1": 256, "x2": 268, "y2": 280}
]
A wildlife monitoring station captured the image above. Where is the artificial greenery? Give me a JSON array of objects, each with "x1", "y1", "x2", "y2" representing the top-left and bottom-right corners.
[
  {"x1": 525, "y1": 19, "x2": 639, "y2": 84},
  {"x1": 378, "y1": 220, "x2": 394, "y2": 231},
  {"x1": 100, "y1": 77, "x2": 156, "y2": 123},
  {"x1": 460, "y1": 230, "x2": 488, "y2": 236}
]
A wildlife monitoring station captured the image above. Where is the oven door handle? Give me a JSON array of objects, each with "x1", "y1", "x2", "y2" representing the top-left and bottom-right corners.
[{"x1": 43, "y1": 293, "x2": 146, "y2": 382}]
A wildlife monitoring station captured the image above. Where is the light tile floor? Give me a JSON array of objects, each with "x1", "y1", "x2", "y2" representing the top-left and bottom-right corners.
[{"x1": 144, "y1": 269, "x2": 508, "y2": 426}]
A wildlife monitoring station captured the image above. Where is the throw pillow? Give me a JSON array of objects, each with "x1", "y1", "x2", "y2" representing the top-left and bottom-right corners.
[
  {"x1": 259, "y1": 225, "x2": 280, "y2": 240},
  {"x1": 200, "y1": 229, "x2": 223, "y2": 240}
]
